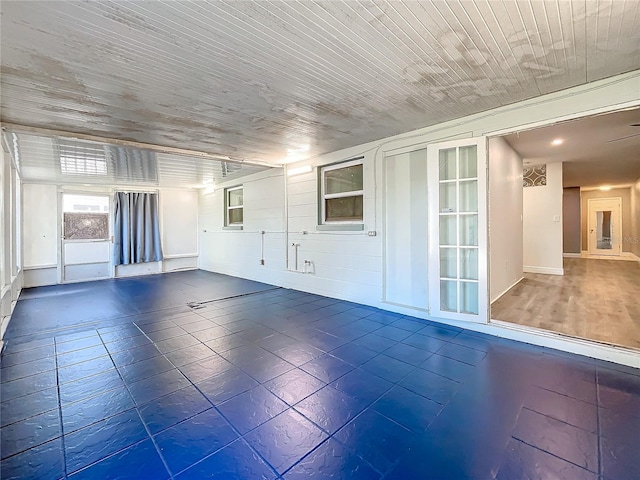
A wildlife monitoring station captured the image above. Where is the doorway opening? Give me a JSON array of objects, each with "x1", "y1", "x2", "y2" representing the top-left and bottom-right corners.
[
  {"x1": 488, "y1": 107, "x2": 640, "y2": 349},
  {"x1": 60, "y1": 193, "x2": 112, "y2": 283}
]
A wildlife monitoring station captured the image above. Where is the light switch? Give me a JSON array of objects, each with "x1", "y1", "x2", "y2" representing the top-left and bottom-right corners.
[{"x1": 553, "y1": 215, "x2": 560, "y2": 222}]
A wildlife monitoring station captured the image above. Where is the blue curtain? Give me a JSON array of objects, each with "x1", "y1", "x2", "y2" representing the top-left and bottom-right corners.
[{"x1": 113, "y1": 192, "x2": 163, "y2": 266}]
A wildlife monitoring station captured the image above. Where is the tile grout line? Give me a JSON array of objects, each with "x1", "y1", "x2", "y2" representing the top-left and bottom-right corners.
[
  {"x1": 156, "y1": 341, "x2": 283, "y2": 479},
  {"x1": 53, "y1": 336, "x2": 70, "y2": 480},
  {"x1": 96, "y1": 330, "x2": 176, "y2": 480},
  {"x1": 595, "y1": 368, "x2": 603, "y2": 479}
]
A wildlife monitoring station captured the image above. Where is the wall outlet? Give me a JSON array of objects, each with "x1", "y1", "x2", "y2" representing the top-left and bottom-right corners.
[{"x1": 367, "y1": 231, "x2": 377, "y2": 236}]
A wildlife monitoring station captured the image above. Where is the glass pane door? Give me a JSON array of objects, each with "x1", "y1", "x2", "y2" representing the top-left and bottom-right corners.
[{"x1": 428, "y1": 138, "x2": 487, "y2": 323}]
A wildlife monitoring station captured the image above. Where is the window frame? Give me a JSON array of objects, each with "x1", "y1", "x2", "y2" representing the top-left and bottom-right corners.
[
  {"x1": 319, "y1": 158, "x2": 364, "y2": 225},
  {"x1": 224, "y1": 185, "x2": 244, "y2": 229}
]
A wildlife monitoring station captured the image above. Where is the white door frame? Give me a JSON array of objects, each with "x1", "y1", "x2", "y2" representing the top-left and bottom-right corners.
[
  {"x1": 58, "y1": 190, "x2": 113, "y2": 284},
  {"x1": 427, "y1": 136, "x2": 489, "y2": 324},
  {"x1": 587, "y1": 197, "x2": 622, "y2": 256}
]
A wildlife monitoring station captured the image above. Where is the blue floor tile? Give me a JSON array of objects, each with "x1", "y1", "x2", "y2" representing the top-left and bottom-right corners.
[
  {"x1": 399, "y1": 368, "x2": 460, "y2": 405},
  {"x1": 334, "y1": 408, "x2": 415, "y2": 475},
  {"x1": 154, "y1": 408, "x2": 237, "y2": 475},
  {"x1": 196, "y1": 366, "x2": 259, "y2": 404},
  {"x1": 0, "y1": 437, "x2": 65, "y2": 480},
  {"x1": 1, "y1": 386, "x2": 59, "y2": 427},
  {"x1": 264, "y1": 368, "x2": 326, "y2": 405},
  {"x1": 284, "y1": 437, "x2": 380, "y2": 479},
  {"x1": 244, "y1": 409, "x2": 328, "y2": 475},
  {"x1": 64, "y1": 409, "x2": 148, "y2": 474},
  {"x1": 1, "y1": 357, "x2": 56, "y2": 383},
  {"x1": 2, "y1": 271, "x2": 639, "y2": 480},
  {"x1": 179, "y1": 354, "x2": 233, "y2": 383},
  {"x1": 68, "y1": 439, "x2": 170, "y2": 480},
  {"x1": 61, "y1": 387, "x2": 135, "y2": 433},
  {"x1": 139, "y1": 386, "x2": 212, "y2": 435},
  {"x1": 360, "y1": 354, "x2": 414, "y2": 383},
  {"x1": 218, "y1": 385, "x2": 289, "y2": 434},
  {"x1": 57, "y1": 356, "x2": 115, "y2": 385},
  {"x1": 117, "y1": 355, "x2": 175, "y2": 384},
  {"x1": 512, "y1": 407, "x2": 598, "y2": 473},
  {"x1": 0, "y1": 409, "x2": 61, "y2": 459},
  {"x1": 175, "y1": 438, "x2": 276, "y2": 479},
  {"x1": 496, "y1": 438, "x2": 597, "y2": 480},
  {"x1": 294, "y1": 385, "x2": 367, "y2": 435},
  {"x1": 59, "y1": 368, "x2": 126, "y2": 405},
  {"x1": 127, "y1": 368, "x2": 191, "y2": 405},
  {"x1": 371, "y1": 385, "x2": 442, "y2": 432},
  {"x1": 300, "y1": 353, "x2": 354, "y2": 383}
]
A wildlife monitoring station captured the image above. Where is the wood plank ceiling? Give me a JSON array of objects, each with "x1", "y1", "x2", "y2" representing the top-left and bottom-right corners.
[{"x1": 1, "y1": 0, "x2": 639, "y2": 172}]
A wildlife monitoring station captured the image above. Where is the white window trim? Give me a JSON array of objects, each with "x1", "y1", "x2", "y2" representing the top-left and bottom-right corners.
[
  {"x1": 319, "y1": 158, "x2": 364, "y2": 225},
  {"x1": 225, "y1": 185, "x2": 243, "y2": 228}
]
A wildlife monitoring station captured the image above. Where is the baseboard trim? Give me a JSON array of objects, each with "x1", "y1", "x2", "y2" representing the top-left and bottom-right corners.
[
  {"x1": 563, "y1": 253, "x2": 581, "y2": 258},
  {"x1": 523, "y1": 266, "x2": 564, "y2": 275},
  {"x1": 491, "y1": 276, "x2": 525, "y2": 304}
]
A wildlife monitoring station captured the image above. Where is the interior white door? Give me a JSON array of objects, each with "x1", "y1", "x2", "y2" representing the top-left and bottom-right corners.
[
  {"x1": 587, "y1": 197, "x2": 622, "y2": 256},
  {"x1": 61, "y1": 193, "x2": 112, "y2": 283},
  {"x1": 427, "y1": 137, "x2": 488, "y2": 323}
]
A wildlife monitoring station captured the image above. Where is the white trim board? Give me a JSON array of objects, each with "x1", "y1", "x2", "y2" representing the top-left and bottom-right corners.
[
  {"x1": 523, "y1": 266, "x2": 564, "y2": 275},
  {"x1": 491, "y1": 276, "x2": 525, "y2": 304},
  {"x1": 580, "y1": 251, "x2": 640, "y2": 262}
]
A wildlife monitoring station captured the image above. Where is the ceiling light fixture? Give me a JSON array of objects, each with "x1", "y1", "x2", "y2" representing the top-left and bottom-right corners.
[
  {"x1": 600, "y1": 185, "x2": 612, "y2": 191},
  {"x1": 287, "y1": 165, "x2": 312, "y2": 176},
  {"x1": 551, "y1": 138, "x2": 564, "y2": 146}
]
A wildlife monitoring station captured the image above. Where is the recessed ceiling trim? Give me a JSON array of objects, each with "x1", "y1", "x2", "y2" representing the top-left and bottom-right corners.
[{"x1": 1, "y1": 123, "x2": 279, "y2": 169}]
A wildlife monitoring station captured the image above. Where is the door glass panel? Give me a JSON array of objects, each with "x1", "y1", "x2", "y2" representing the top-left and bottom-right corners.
[
  {"x1": 459, "y1": 215, "x2": 478, "y2": 246},
  {"x1": 440, "y1": 248, "x2": 457, "y2": 278},
  {"x1": 460, "y1": 248, "x2": 478, "y2": 280},
  {"x1": 439, "y1": 182, "x2": 456, "y2": 213},
  {"x1": 439, "y1": 216, "x2": 457, "y2": 245},
  {"x1": 440, "y1": 280, "x2": 457, "y2": 312},
  {"x1": 459, "y1": 146, "x2": 477, "y2": 178},
  {"x1": 62, "y1": 194, "x2": 109, "y2": 240},
  {"x1": 439, "y1": 149, "x2": 456, "y2": 180},
  {"x1": 596, "y1": 211, "x2": 613, "y2": 249},
  {"x1": 437, "y1": 144, "x2": 479, "y2": 316},
  {"x1": 460, "y1": 282, "x2": 479, "y2": 314},
  {"x1": 459, "y1": 180, "x2": 478, "y2": 212}
]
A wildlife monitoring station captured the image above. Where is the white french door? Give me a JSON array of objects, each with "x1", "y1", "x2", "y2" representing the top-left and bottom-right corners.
[
  {"x1": 60, "y1": 193, "x2": 113, "y2": 283},
  {"x1": 427, "y1": 137, "x2": 488, "y2": 323},
  {"x1": 587, "y1": 197, "x2": 622, "y2": 256}
]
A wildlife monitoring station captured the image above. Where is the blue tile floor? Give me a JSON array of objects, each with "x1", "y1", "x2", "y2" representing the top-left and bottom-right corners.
[{"x1": 1, "y1": 271, "x2": 639, "y2": 479}]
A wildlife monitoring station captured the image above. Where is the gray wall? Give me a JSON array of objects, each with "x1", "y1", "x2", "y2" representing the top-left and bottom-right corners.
[{"x1": 563, "y1": 187, "x2": 581, "y2": 254}]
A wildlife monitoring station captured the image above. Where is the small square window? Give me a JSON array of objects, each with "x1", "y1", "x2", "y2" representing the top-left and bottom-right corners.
[
  {"x1": 225, "y1": 186, "x2": 243, "y2": 227},
  {"x1": 319, "y1": 159, "x2": 363, "y2": 224}
]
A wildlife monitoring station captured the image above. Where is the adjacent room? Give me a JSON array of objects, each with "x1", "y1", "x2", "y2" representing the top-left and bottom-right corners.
[
  {"x1": 1, "y1": 2, "x2": 639, "y2": 480},
  {"x1": 490, "y1": 108, "x2": 640, "y2": 348}
]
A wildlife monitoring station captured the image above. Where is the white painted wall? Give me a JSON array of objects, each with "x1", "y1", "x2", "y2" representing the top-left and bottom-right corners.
[
  {"x1": 22, "y1": 185, "x2": 199, "y2": 286},
  {"x1": 488, "y1": 137, "x2": 524, "y2": 302},
  {"x1": 199, "y1": 170, "x2": 287, "y2": 286},
  {"x1": 1, "y1": 144, "x2": 24, "y2": 347},
  {"x1": 523, "y1": 162, "x2": 564, "y2": 275},
  {"x1": 198, "y1": 71, "x2": 639, "y2": 315},
  {"x1": 384, "y1": 148, "x2": 428, "y2": 311}
]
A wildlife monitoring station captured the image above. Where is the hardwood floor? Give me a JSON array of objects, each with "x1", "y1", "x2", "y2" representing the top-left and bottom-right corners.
[{"x1": 491, "y1": 258, "x2": 640, "y2": 349}]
